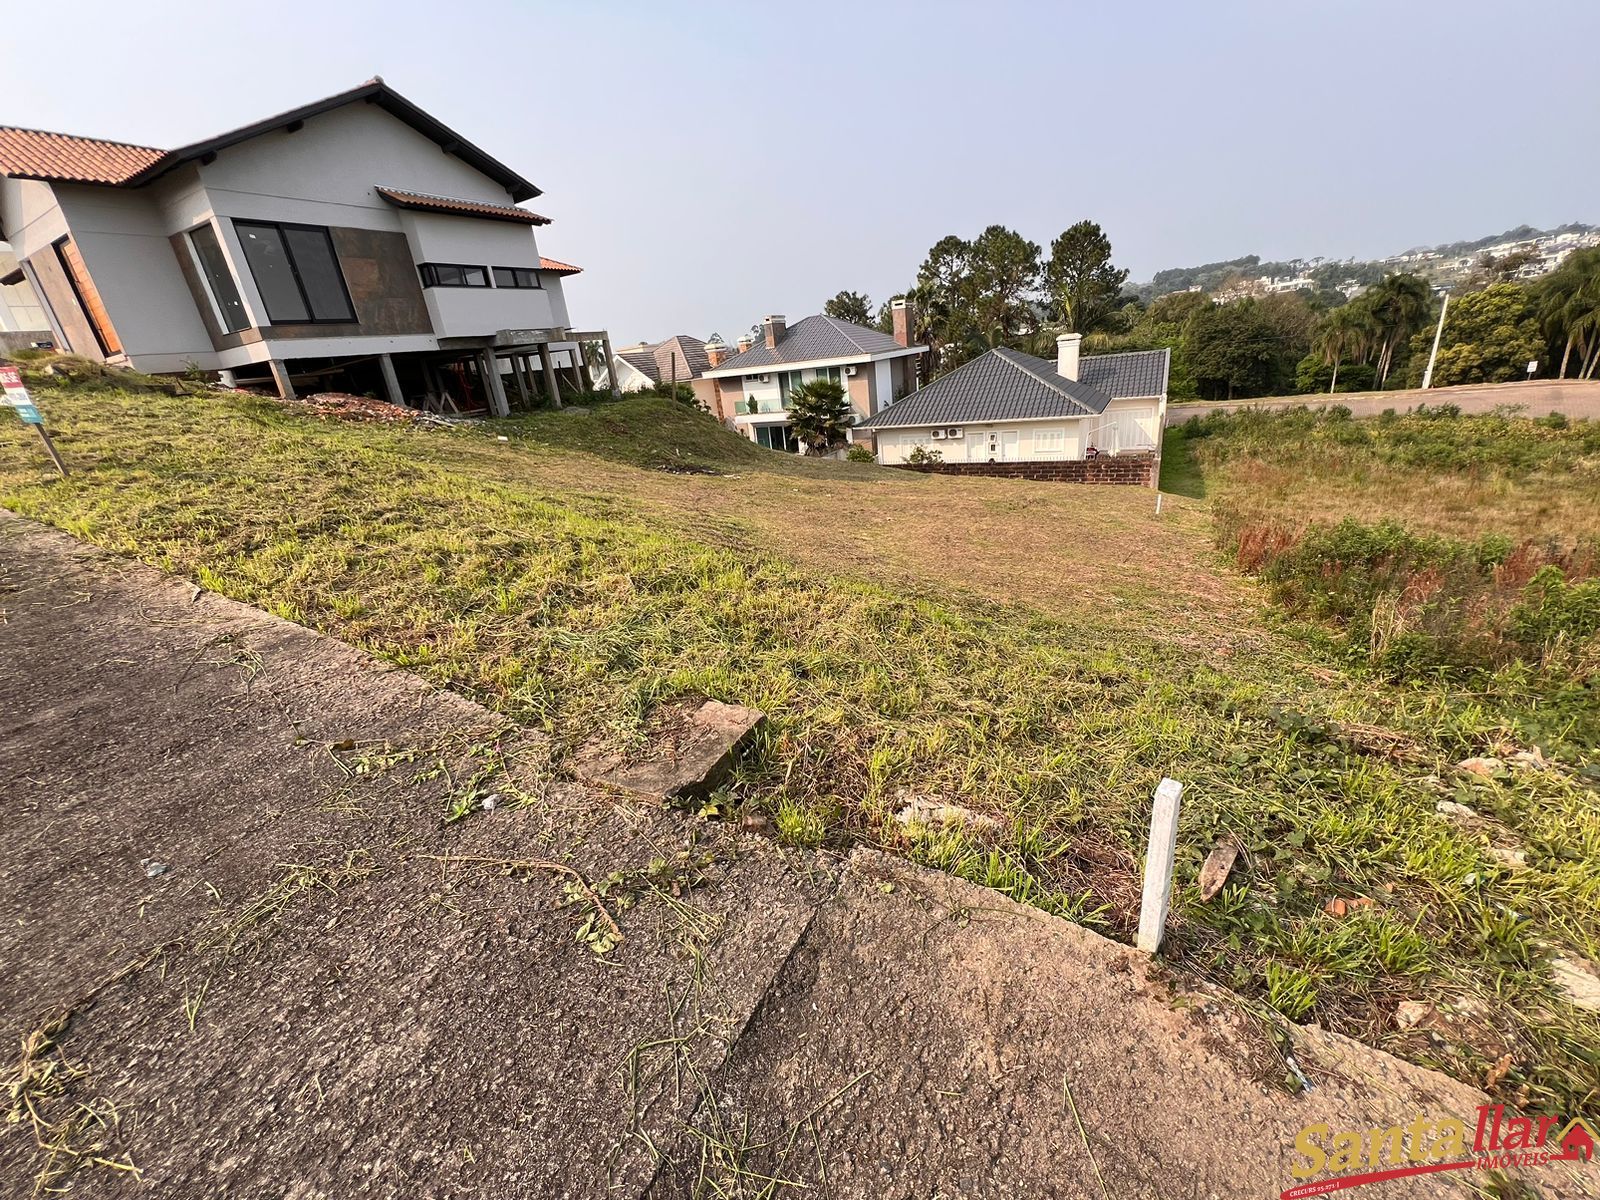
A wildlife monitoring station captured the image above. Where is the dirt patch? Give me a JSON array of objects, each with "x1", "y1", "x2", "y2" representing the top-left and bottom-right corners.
[{"x1": 295, "y1": 392, "x2": 420, "y2": 423}]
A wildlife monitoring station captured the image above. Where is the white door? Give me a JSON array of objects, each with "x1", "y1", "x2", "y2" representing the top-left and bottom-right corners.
[{"x1": 980, "y1": 429, "x2": 1020, "y2": 461}]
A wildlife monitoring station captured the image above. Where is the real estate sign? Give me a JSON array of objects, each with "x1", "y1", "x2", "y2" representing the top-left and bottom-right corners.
[
  {"x1": 0, "y1": 364, "x2": 68, "y2": 476},
  {"x1": 0, "y1": 365, "x2": 43, "y2": 425}
]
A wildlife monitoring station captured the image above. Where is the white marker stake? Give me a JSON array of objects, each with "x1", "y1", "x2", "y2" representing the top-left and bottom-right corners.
[{"x1": 1136, "y1": 777, "x2": 1184, "y2": 954}]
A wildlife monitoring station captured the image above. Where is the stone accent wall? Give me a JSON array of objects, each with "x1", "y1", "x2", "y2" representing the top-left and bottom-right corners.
[{"x1": 893, "y1": 454, "x2": 1156, "y2": 486}]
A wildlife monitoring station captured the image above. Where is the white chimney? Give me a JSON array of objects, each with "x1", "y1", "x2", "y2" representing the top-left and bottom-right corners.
[
  {"x1": 736, "y1": 333, "x2": 753, "y2": 353},
  {"x1": 1056, "y1": 332, "x2": 1082, "y2": 382}
]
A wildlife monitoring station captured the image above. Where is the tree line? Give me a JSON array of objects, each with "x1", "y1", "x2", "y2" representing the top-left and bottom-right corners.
[{"x1": 820, "y1": 227, "x2": 1600, "y2": 400}]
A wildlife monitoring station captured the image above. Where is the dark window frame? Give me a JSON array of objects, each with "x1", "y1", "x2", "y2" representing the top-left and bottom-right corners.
[
  {"x1": 185, "y1": 221, "x2": 250, "y2": 334},
  {"x1": 419, "y1": 262, "x2": 491, "y2": 289},
  {"x1": 491, "y1": 265, "x2": 543, "y2": 290},
  {"x1": 233, "y1": 219, "x2": 356, "y2": 325}
]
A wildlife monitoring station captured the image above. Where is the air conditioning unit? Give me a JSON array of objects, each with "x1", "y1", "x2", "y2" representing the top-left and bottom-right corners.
[
  {"x1": 757, "y1": 373, "x2": 771, "y2": 383},
  {"x1": 845, "y1": 365, "x2": 859, "y2": 377},
  {"x1": 931, "y1": 429, "x2": 947, "y2": 440},
  {"x1": 947, "y1": 427, "x2": 964, "y2": 439}
]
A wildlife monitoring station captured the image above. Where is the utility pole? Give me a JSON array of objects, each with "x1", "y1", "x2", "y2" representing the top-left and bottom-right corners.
[{"x1": 1420, "y1": 292, "x2": 1450, "y2": 390}]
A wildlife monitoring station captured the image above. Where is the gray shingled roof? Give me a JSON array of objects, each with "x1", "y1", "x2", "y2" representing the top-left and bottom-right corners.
[
  {"x1": 619, "y1": 350, "x2": 660, "y2": 383},
  {"x1": 705, "y1": 315, "x2": 908, "y2": 373},
  {"x1": 858, "y1": 346, "x2": 1169, "y2": 430},
  {"x1": 651, "y1": 335, "x2": 709, "y2": 382},
  {"x1": 1079, "y1": 347, "x2": 1172, "y2": 399},
  {"x1": 618, "y1": 335, "x2": 712, "y2": 384}
]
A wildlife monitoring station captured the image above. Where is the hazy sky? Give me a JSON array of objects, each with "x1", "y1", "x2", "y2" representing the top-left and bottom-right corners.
[{"x1": 9, "y1": 0, "x2": 1597, "y2": 343}]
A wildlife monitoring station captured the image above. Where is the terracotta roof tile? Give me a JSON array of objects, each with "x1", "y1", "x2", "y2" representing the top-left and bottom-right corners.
[
  {"x1": 375, "y1": 186, "x2": 549, "y2": 225},
  {"x1": 0, "y1": 127, "x2": 168, "y2": 185},
  {"x1": 538, "y1": 256, "x2": 582, "y2": 276}
]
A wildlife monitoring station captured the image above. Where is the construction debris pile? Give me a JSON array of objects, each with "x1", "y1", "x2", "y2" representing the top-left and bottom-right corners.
[{"x1": 295, "y1": 392, "x2": 420, "y2": 423}]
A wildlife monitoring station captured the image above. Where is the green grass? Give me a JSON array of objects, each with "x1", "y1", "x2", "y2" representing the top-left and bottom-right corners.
[
  {"x1": 1183, "y1": 406, "x2": 1600, "y2": 765},
  {"x1": 1183, "y1": 403, "x2": 1600, "y2": 546},
  {"x1": 2, "y1": 385, "x2": 1597, "y2": 1115}
]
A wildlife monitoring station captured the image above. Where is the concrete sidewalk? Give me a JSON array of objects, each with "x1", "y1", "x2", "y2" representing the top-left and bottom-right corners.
[{"x1": 2, "y1": 513, "x2": 1593, "y2": 1199}]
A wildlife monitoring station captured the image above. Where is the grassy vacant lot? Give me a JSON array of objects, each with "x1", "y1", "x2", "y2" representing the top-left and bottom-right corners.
[
  {"x1": 1171, "y1": 406, "x2": 1600, "y2": 764},
  {"x1": 2, "y1": 375, "x2": 1596, "y2": 1116}
]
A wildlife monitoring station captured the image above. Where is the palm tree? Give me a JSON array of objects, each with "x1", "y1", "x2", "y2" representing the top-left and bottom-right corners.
[
  {"x1": 1539, "y1": 249, "x2": 1600, "y2": 378},
  {"x1": 1312, "y1": 306, "x2": 1371, "y2": 393},
  {"x1": 1365, "y1": 274, "x2": 1434, "y2": 386}
]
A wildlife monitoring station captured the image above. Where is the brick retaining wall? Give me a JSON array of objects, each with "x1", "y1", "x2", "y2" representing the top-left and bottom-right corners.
[{"x1": 892, "y1": 454, "x2": 1156, "y2": 486}]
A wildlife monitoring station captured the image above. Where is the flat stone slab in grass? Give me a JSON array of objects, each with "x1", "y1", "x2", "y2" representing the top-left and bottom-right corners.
[{"x1": 574, "y1": 699, "x2": 764, "y2": 803}]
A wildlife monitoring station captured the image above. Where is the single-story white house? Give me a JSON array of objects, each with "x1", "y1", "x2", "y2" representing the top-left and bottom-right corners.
[{"x1": 856, "y1": 335, "x2": 1169, "y2": 472}]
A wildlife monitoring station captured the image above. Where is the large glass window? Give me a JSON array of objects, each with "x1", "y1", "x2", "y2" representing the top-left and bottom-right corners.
[
  {"x1": 491, "y1": 266, "x2": 542, "y2": 289},
  {"x1": 419, "y1": 263, "x2": 490, "y2": 288},
  {"x1": 779, "y1": 370, "x2": 806, "y2": 406},
  {"x1": 754, "y1": 423, "x2": 797, "y2": 452},
  {"x1": 187, "y1": 223, "x2": 248, "y2": 333},
  {"x1": 234, "y1": 220, "x2": 355, "y2": 324}
]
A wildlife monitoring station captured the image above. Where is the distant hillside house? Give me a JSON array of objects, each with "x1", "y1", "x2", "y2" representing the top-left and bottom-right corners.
[
  {"x1": 0, "y1": 78, "x2": 611, "y2": 414},
  {"x1": 700, "y1": 302, "x2": 927, "y2": 453},
  {"x1": 857, "y1": 336, "x2": 1170, "y2": 469},
  {"x1": 607, "y1": 333, "x2": 721, "y2": 409}
]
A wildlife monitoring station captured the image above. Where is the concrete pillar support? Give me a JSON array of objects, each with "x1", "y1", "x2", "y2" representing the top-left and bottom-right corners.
[
  {"x1": 513, "y1": 353, "x2": 531, "y2": 408},
  {"x1": 481, "y1": 350, "x2": 510, "y2": 418},
  {"x1": 378, "y1": 353, "x2": 404, "y2": 407},
  {"x1": 268, "y1": 359, "x2": 296, "y2": 401},
  {"x1": 538, "y1": 342, "x2": 562, "y2": 409},
  {"x1": 602, "y1": 334, "x2": 620, "y2": 399}
]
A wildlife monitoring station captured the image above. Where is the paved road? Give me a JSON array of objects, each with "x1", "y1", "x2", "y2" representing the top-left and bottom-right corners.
[
  {"x1": 3, "y1": 513, "x2": 1578, "y2": 1199},
  {"x1": 1168, "y1": 378, "x2": 1600, "y2": 425}
]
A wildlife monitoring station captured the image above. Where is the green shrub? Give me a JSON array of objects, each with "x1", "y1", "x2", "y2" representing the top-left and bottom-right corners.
[
  {"x1": 1231, "y1": 518, "x2": 1600, "y2": 754},
  {"x1": 845, "y1": 444, "x2": 875, "y2": 463}
]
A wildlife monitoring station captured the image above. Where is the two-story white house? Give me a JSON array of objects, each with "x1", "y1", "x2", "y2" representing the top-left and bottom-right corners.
[
  {"x1": 701, "y1": 302, "x2": 926, "y2": 452},
  {"x1": 0, "y1": 78, "x2": 612, "y2": 414}
]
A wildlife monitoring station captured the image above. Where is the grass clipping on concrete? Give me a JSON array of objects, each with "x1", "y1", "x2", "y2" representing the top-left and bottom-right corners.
[{"x1": 2, "y1": 385, "x2": 1597, "y2": 1116}]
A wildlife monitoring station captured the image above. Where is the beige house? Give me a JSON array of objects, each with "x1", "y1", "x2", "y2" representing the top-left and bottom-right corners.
[
  {"x1": 858, "y1": 335, "x2": 1170, "y2": 467},
  {"x1": 700, "y1": 301, "x2": 926, "y2": 452}
]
